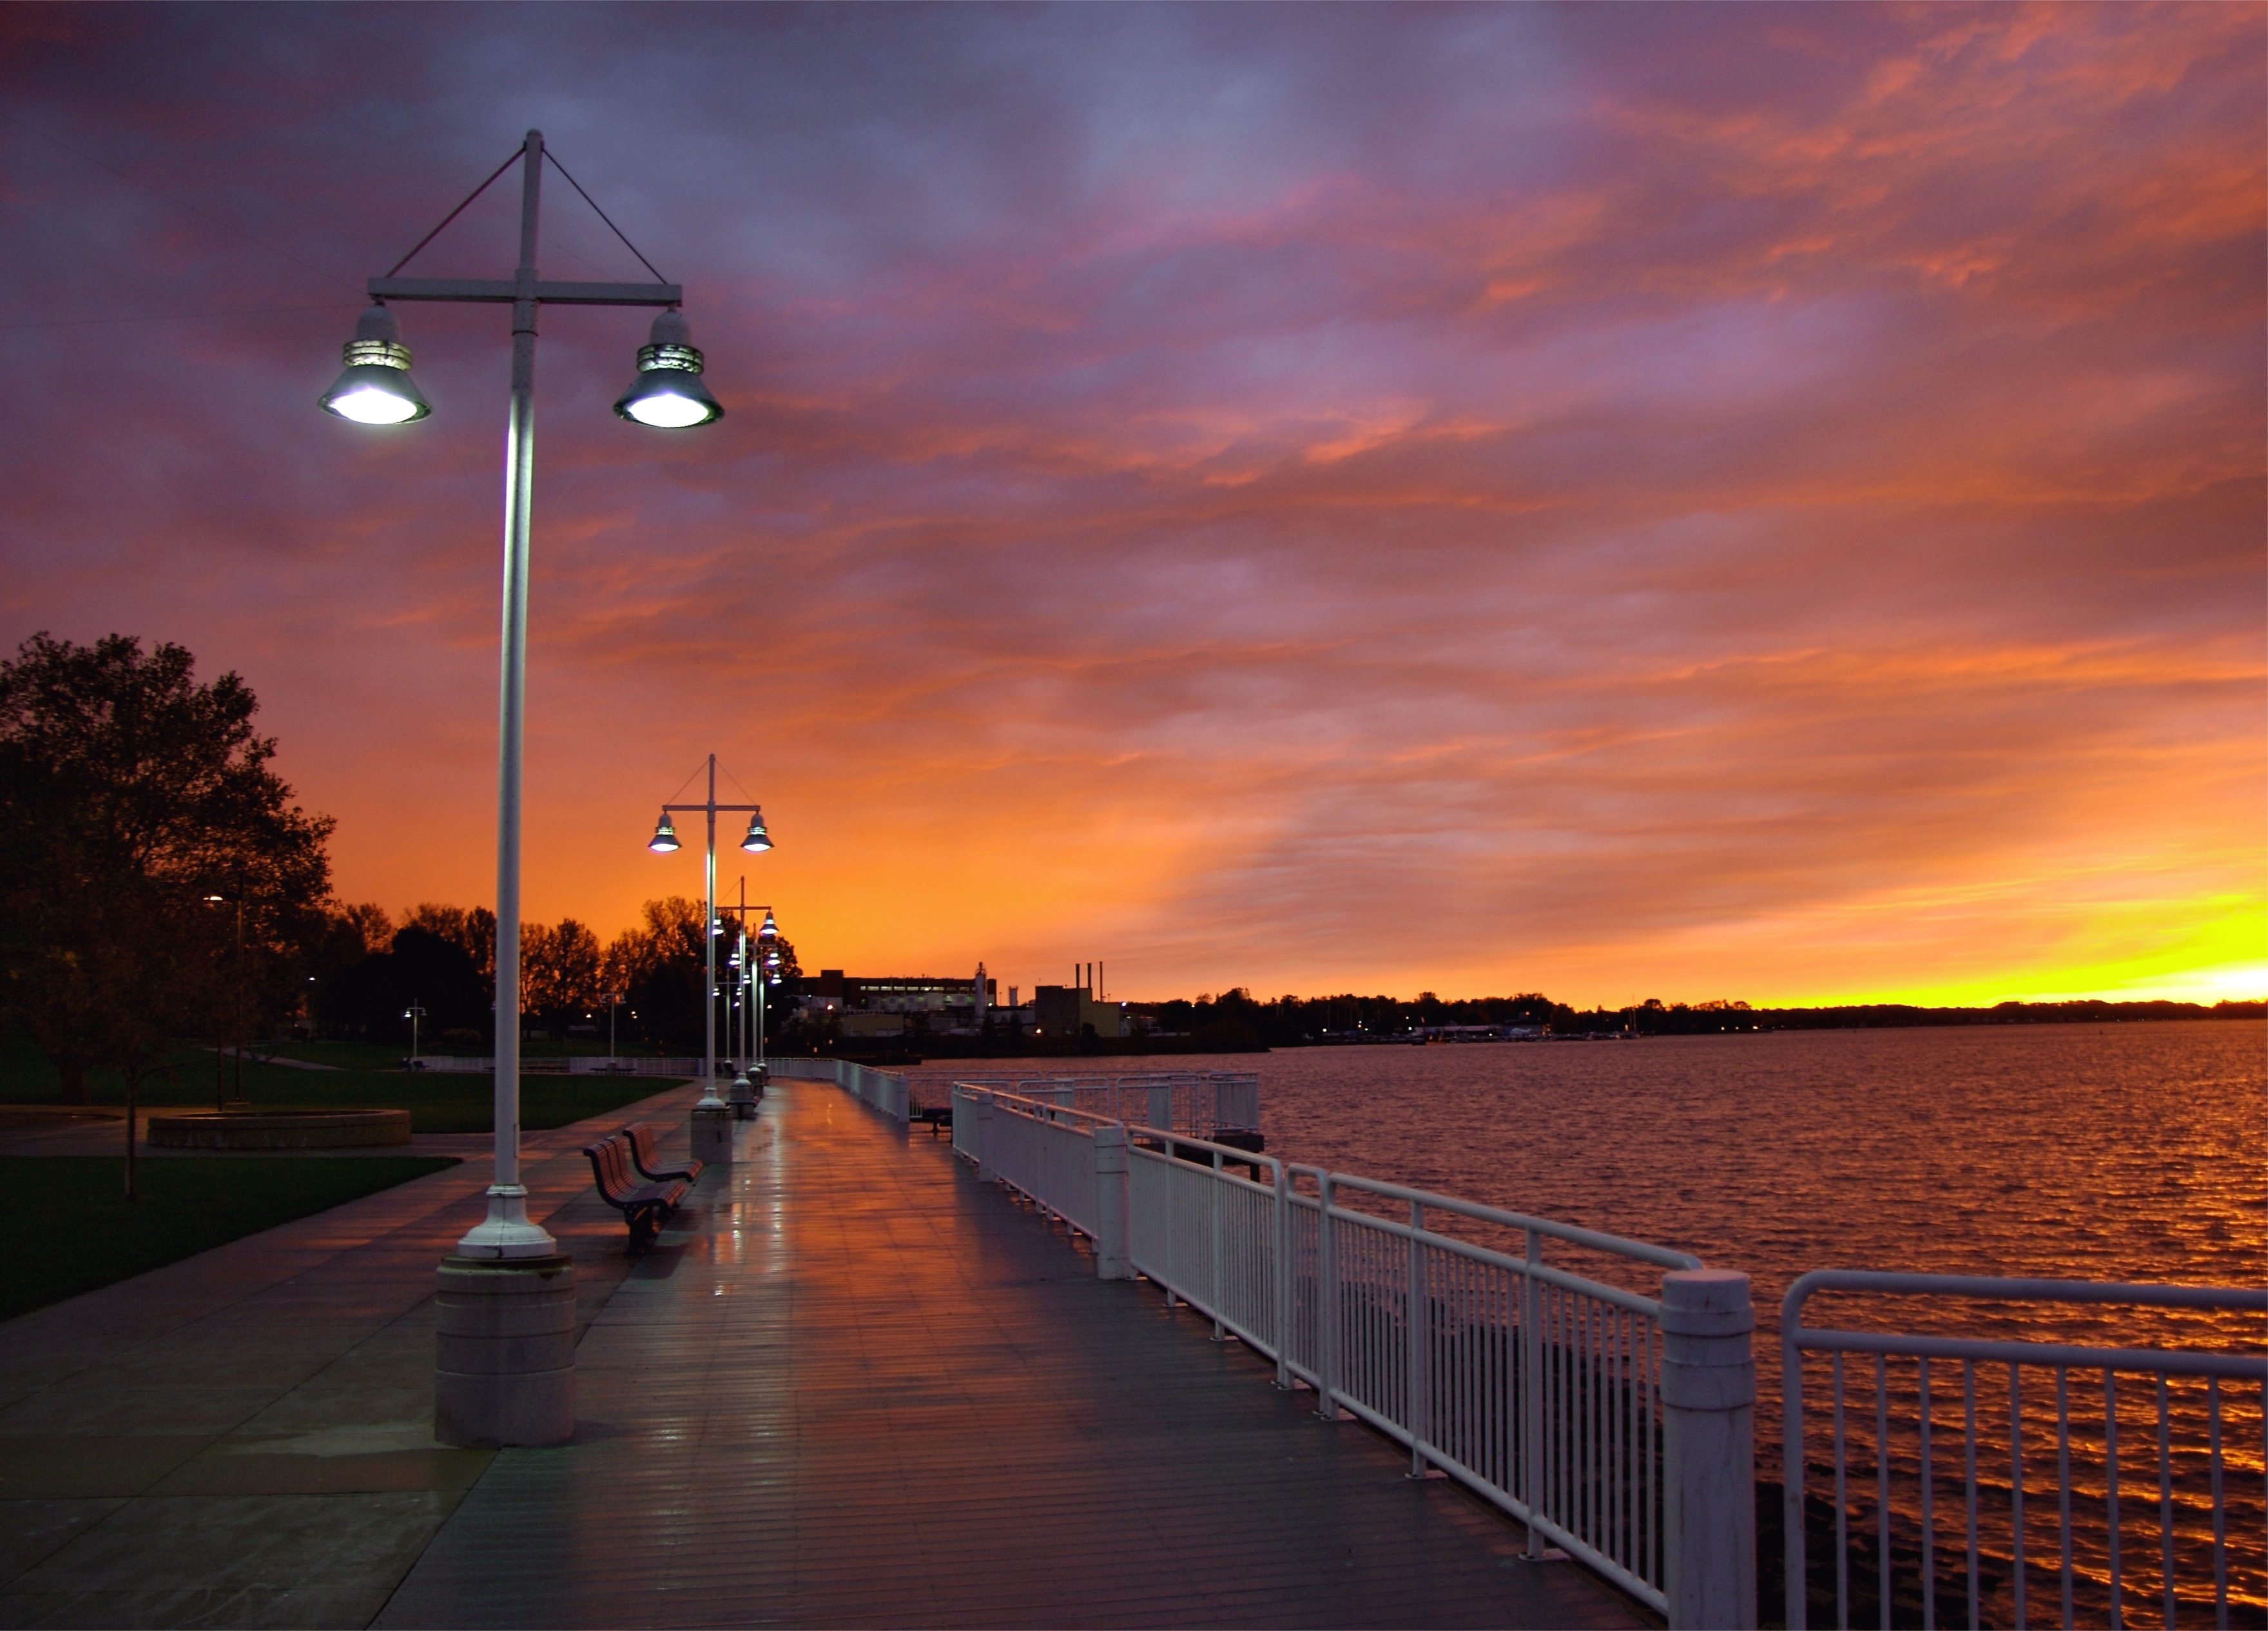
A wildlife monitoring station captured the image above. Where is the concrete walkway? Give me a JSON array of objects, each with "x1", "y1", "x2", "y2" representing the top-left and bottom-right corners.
[{"x1": 2, "y1": 1079, "x2": 1647, "y2": 1628}]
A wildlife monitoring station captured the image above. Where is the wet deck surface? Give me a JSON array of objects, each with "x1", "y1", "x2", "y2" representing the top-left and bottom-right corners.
[
  {"x1": 0, "y1": 1077, "x2": 1646, "y2": 1628},
  {"x1": 378, "y1": 1080, "x2": 1644, "y2": 1629}
]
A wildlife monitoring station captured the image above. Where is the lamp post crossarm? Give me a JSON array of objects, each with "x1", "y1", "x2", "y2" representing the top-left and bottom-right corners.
[
  {"x1": 369, "y1": 276, "x2": 683, "y2": 307},
  {"x1": 659, "y1": 800, "x2": 766, "y2": 815}
]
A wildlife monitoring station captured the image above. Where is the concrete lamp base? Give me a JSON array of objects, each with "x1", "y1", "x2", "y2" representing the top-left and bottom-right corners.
[
  {"x1": 434, "y1": 1254, "x2": 576, "y2": 1448},
  {"x1": 690, "y1": 1101, "x2": 734, "y2": 1166}
]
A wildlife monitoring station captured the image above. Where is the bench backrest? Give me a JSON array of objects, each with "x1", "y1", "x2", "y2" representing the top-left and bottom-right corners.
[
  {"x1": 623, "y1": 1123, "x2": 664, "y2": 1173},
  {"x1": 583, "y1": 1135, "x2": 643, "y2": 1205}
]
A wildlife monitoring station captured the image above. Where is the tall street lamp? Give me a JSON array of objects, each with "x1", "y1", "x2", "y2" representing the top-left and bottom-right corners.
[
  {"x1": 648, "y1": 753, "x2": 771, "y2": 1160},
  {"x1": 320, "y1": 131, "x2": 721, "y2": 1449}
]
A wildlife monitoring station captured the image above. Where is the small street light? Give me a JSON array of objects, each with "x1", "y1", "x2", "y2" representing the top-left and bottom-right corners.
[
  {"x1": 716, "y1": 877, "x2": 780, "y2": 1120},
  {"x1": 403, "y1": 1001, "x2": 427, "y2": 1064}
]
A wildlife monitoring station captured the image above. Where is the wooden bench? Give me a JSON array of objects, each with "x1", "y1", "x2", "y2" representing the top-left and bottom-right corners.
[
  {"x1": 620, "y1": 1123, "x2": 704, "y2": 1184},
  {"x1": 583, "y1": 1134, "x2": 689, "y2": 1252},
  {"x1": 909, "y1": 1101, "x2": 953, "y2": 1138}
]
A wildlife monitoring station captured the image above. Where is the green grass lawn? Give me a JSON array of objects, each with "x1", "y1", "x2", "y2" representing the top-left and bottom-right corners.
[
  {"x1": 0, "y1": 1030, "x2": 681, "y2": 1132},
  {"x1": 0, "y1": 1155, "x2": 460, "y2": 1322}
]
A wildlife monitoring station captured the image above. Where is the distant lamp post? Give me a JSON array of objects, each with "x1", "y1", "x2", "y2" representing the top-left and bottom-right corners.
[
  {"x1": 648, "y1": 755, "x2": 773, "y2": 1154},
  {"x1": 717, "y1": 885, "x2": 781, "y2": 1118},
  {"x1": 403, "y1": 1000, "x2": 427, "y2": 1063},
  {"x1": 201, "y1": 889, "x2": 247, "y2": 1110},
  {"x1": 603, "y1": 989, "x2": 625, "y2": 1061},
  {"x1": 318, "y1": 129, "x2": 719, "y2": 1451}
]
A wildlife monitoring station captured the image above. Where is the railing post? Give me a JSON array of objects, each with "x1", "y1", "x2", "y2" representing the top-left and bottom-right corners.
[
  {"x1": 976, "y1": 1090, "x2": 995, "y2": 1184},
  {"x1": 1147, "y1": 1084, "x2": 1173, "y2": 1134},
  {"x1": 1660, "y1": 1268, "x2": 1756, "y2": 1631},
  {"x1": 1271, "y1": 1159, "x2": 1292, "y2": 1389},
  {"x1": 1092, "y1": 1124, "x2": 1130, "y2": 1280},
  {"x1": 1408, "y1": 1199, "x2": 1426, "y2": 1475},
  {"x1": 1210, "y1": 1148, "x2": 1225, "y2": 1340},
  {"x1": 1317, "y1": 1172, "x2": 1338, "y2": 1421},
  {"x1": 1524, "y1": 1227, "x2": 1544, "y2": 1558}
]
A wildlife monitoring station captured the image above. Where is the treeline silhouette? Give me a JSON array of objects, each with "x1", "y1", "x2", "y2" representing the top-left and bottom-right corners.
[
  {"x1": 1138, "y1": 988, "x2": 2263, "y2": 1050},
  {"x1": 311, "y1": 897, "x2": 802, "y2": 1052}
]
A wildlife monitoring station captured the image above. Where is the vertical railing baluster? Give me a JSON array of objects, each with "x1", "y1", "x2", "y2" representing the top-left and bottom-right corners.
[
  {"x1": 1877, "y1": 1355, "x2": 1892, "y2": 1631},
  {"x1": 2057, "y1": 1367, "x2": 2073, "y2": 1631},
  {"x1": 1834, "y1": 1352, "x2": 1849, "y2": 1631},
  {"x1": 1964, "y1": 1359, "x2": 1979, "y2": 1630},
  {"x1": 1408, "y1": 1201, "x2": 1425, "y2": 1474},
  {"x1": 2157, "y1": 1374, "x2": 2175, "y2": 1631},
  {"x1": 2010, "y1": 1362, "x2": 2026, "y2": 1631},
  {"x1": 1921, "y1": 1355, "x2": 1936, "y2": 1631},
  {"x1": 2107, "y1": 1371, "x2": 2122, "y2": 1630},
  {"x1": 2206, "y1": 1376, "x2": 2224, "y2": 1631},
  {"x1": 1788, "y1": 1322, "x2": 1812, "y2": 1631},
  {"x1": 1316, "y1": 1173, "x2": 1337, "y2": 1421},
  {"x1": 1272, "y1": 1162, "x2": 1291, "y2": 1388},
  {"x1": 1523, "y1": 1228, "x2": 1544, "y2": 1557}
]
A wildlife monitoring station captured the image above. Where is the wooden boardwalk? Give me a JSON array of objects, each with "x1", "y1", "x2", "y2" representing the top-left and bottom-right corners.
[{"x1": 378, "y1": 1080, "x2": 1647, "y2": 1629}]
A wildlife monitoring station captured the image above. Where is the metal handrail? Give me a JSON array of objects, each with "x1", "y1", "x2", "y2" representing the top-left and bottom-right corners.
[
  {"x1": 1296, "y1": 1166, "x2": 1704, "y2": 1273},
  {"x1": 1780, "y1": 1270, "x2": 2267, "y2": 1631}
]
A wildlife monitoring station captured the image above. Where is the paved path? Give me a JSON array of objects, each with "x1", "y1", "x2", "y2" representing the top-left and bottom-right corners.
[
  {"x1": 1, "y1": 1078, "x2": 1647, "y2": 1628},
  {"x1": 380, "y1": 1081, "x2": 1643, "y2": 1629}
]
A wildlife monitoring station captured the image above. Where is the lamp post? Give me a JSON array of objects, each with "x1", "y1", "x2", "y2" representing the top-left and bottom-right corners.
[
  {"x1": 320, "y1": 131, "x2": 721, "y2": 1449},
  {"x1": 603, "y1": 989, "x2": 624, "y2": 1062},
  {"x1": 648, "y1": 753, "x2": 771, "y2": 1157},
  {"x1": 403, "y1": 1001, "x2": 426, "y2": 1065},
  {"x1": 716, "y1": 885, "x2": 780, "y2": 1117}
]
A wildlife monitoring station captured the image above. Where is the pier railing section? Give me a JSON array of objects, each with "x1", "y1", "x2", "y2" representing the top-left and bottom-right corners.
[
  {"x1": 1781, "y1": 1271, "x2": 2267, "y2": 1631},
  {"x1": 926, "y1": 1072, "x2": 1258, "y2": 1139},
  {"x1": 951, "y1": 1084, "x2": 1755, "y2": 1626},
  {"x1": 771, "y1": 1057, "x2": 909, "y2": 1124}
]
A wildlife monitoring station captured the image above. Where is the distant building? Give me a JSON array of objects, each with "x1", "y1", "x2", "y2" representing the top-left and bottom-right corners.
[
  {"x1": 1033, "y1": 981, "x2": 1129, "y2": 1040},
  {"x1": 805, "y1": 967, "x2": 1000, "y2": 1036}
]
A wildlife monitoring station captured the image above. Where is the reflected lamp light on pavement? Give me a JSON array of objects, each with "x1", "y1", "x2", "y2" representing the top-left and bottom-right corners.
[
  {"x1": 319, "y1": 305, "x2": 431, "y2": 425},
  {"x1": 614, "y1": 309, "x2": 723, "y2": 429},
  {"x1": 740, "y1": 809, "x2": 771, "y2": 853},
  {"x1": 648, "y1": 813, "x2": 681, "y2": 853}
]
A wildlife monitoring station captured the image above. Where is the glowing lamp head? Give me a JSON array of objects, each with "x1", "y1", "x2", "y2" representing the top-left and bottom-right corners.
[
  {"x1": 740, "y1": 807, "x2": 771, "y2": 853},
  {"x1": 320, "y1": 304, "x2": 431, "y2": 425},
  {"x1": 758, "y1": 910, "x2": 777, "y2": 940},
  {"x1": 647, "y1": 813, "x2": 681, "y2": 853},
  {"x1": 615, "y1": 309, "x2": 723, "y2": 429}
]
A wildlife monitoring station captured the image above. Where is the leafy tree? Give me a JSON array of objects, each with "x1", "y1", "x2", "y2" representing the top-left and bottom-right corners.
[
  {"x1": 523, "y1": 917, "x2": 603, "y2": 1037},
  {"x1": 0, "y1": 634, "x2": 333, "y2": 1192}
]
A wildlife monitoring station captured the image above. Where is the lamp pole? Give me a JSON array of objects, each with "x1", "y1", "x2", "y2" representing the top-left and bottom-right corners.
[
  {"x1": 648, "y1": 755, "x2": 771, "y2": 1141},
  {"x1": 715, "y1": 887, "x2": 780, "y2": 1108},
  {"x1": 404, "y1": 1001, "x2": 425, "y2": 1063},
  {"x1": 320, "y1": 130, "x2": 722, "y2": 1448}
]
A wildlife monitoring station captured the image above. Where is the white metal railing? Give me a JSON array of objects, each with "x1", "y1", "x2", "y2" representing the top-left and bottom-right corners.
[
  {"x1": 407, "y1": 1054, "x2": 699, "y2": 1076},
  {"x1": 1781, "y1": 1272, "x2": 2268, "y2": 1631},
  {"x1": 773, "y1": 1056, "x2": 909, "y2": 1124},
  {"x1": 950, "y1": 1085, "x2": 1749, "y2": 1624},
  {"x1": 926, "y1": 1072, "x2": 1259, "y2": 1135}
]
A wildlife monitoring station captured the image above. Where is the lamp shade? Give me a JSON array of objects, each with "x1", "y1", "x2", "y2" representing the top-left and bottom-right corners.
[
  {"x1": 758, "y1": 910, "x2": 778, "y2": 940},
  {"x1": 740, "y1": 808, "x2": 771, "y2": 853},
  {"x1": 320, "y1": 305, "x2": 431, "y2": 424},
  {"x1": 615, "y1": 309, "x2": 723, "y2": 429},
  {"x1": 648, "y1": 813, "x2": 681, "y2": 853}
]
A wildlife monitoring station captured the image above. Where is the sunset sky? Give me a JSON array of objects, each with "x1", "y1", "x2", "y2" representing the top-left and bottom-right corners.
[{"x1": 3, "y1": 4, "x2": 2262, "y2": 1009}]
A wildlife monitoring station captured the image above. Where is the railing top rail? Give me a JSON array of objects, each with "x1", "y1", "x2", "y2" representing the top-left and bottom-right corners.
[
  {"x1": 1783, "y1": 1268, "x2": 2268, "y2": 1330},
  {"x1": 1788, "y1": 1325, "x2": 2267, "y2": 1378},
  {"x1": 1290, "y1": 1164, "x2": 1702, "y2": 1272},
  {"x1": 1127, "y1": 1123, "x2": 1282, "y2": 1179},
  {"x1": 958, "y1": 1085, "x2": 1123, "y2": 1132}
]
